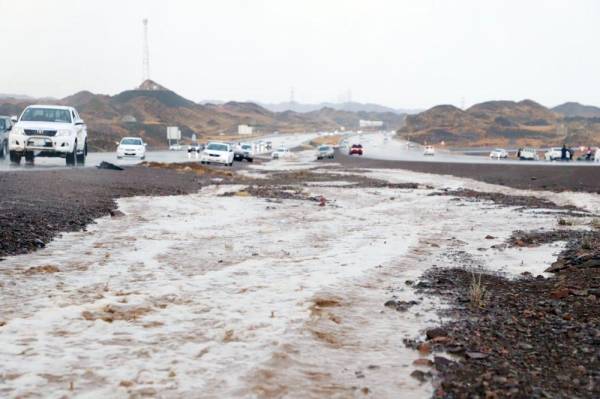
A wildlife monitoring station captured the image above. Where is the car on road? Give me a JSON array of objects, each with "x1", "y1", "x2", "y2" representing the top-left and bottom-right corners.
[
  {"x1": 349, "y1": 144, "x2": 363, "y2": 156},
  {"x1": 316, "y1": 145, "x2": 335, "y2": 160},
  {"x1": 234, "y1": 143, "x2": 254, "y2": 162},
  {"x1": 200, "y1": 142, "x2": 234, "y2": 166},
  {"x1": 0, "y1": 115, "x2": 13, "y2": 159},
  {"x1": 117, "y1": 137, "x2": 146, "y2": 159},
  {"x1": 423, "y1": 145, "x2": 435, "y2": 156},
  {"x1": 271, "y1": 146, "x2": 291, "y2": 159},
  {"x1": 9, "y1": 105, "x2": 87, "y2": 166},
  {"x1": 187, "y1": 143, "x2": 204, "y2": 158},
  {"x1": 544, "y1": 147, "x2": 564, "y2": 161},
  {"x1": 519, "y1": 148, "x2": 539, "y2": 161},
  {"x1": 489, "y1": 148, "x2": 508, "y2": 159}
]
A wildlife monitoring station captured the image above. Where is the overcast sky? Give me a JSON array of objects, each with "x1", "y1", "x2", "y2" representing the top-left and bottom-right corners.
[{"x1": 0, "y1": 0, "x2": 598, "y2": 109}]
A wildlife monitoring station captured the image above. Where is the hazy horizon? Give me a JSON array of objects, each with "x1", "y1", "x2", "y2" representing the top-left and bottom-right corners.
[{"x1": 1, "y1": 0, "x2": 599, "y2": 109}]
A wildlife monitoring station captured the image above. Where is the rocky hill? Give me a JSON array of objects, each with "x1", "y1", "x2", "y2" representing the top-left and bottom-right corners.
[
  {"x1": 552, "y1": 102, "x2": 600, "y2": 118},
  {"x1": 398, "y1": 100, "x2": 600, "y2": 147},
  {"x1": 0, "y1": 80, "x2": 405, "y2": 151}
]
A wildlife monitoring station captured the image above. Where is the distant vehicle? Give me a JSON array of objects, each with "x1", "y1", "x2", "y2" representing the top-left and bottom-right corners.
[
  {"x1": 544, "y1": 147, "x2": 563, "y2": 161},
  {"x1": 0, "y1": 115, "x2": 13, "y2": 159},
  {"x1": 489, "y1": 148, "x2": 508, "y2": 159},
  {"x1": 266, "y1": 141, "x2": 273, "y2": 150},
  {"x1": 519, "y1": 148, "x2": 539, "y2": 161},
  {"x1": 200, "y1": 142, "x2": 234, "y2": 166},
  {"x1": 187, "y1": 143, "x2": 203, "y2": 158},
  {"x1": 8, "y1": 105, "x2": 87, "y2": 166},
  {"x1": 349, "y1": 144, "x2": 363, "y2": 156},
  {"x1": 117, "y1": 137, "x2": 146, "y2": 159},
  {"x1": 234, "y1": 143, "x2": 254, "y2": 162},
  {"x1": 423, "y1": 145, "x2": 435, "y2": 156},
  {"x1": 316, "y1": 145, "x2": 335, "y2": 160},
  {"x1": 169, "y1": 144, "x2": 182, "y2": 151},
  {"x1": 271, "y1": 146, "x2": 291, "y2": 159}
]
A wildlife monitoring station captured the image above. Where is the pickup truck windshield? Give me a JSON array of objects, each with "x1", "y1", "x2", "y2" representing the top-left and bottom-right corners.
[
  {"x1": 121, "y1": 138, "x2": 142, "y2": 145},
  {"x1": 207, "y1": 143, "x2": 228, "y2": 151},
  {"x1": 21, "y1": 108, "x2": 72, "y2": 123}
]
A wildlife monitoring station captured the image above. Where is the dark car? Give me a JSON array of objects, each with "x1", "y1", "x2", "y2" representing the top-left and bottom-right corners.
[
  {"x1": 0, "y1": 116, "x2": 13, "y2": 159},
  {"x1": 349, "y1": 144, "x2": 363, "y2": 156}
]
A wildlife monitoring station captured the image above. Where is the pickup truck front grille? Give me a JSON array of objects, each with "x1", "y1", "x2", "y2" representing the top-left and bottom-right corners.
[{"x1": 24, "y1": 129, "x2": 57, "y2": 137}]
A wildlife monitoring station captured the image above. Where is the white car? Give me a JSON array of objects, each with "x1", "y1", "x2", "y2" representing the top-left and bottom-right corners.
[
  {"x1": 271, "y1": 147, "x2": 291, "y2": 159},
  {"x1": 9, "y1": 105, "x2": 87, "y2": 166},
  {"x1": 544, "y1": 147, "x2": 563, "y2": 161},
  {"x1": 519, "y1": 148, "x2": 539, "y2": 161},
  {"x1": 423, "y1": 145, "x2": 435, "y2": 156},
  {"x1": 489, "y1": 148, "x2": 508, "y2": 159},
  {"x1": 117, "y1": 137, "x2": 146, "y2": 159},
  {"x1": 200, "y1": 142, "x2": 234, "y2": 166},
  {"x1": 234, "y1": 143, "x2": 254, "y2": 162},
  {"x1": 316, "y1": 145, "x2": 335, "y2": 160}
]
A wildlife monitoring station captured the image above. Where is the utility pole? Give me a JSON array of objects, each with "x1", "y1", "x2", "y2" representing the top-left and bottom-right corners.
[{"x1": 142, "y1": 18, "x2": 150, "y2": 81}]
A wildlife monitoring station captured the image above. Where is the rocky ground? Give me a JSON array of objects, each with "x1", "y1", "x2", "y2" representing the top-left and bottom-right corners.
[{"x1": 405, "y1": 230, "x2": 600, "y2": 398}]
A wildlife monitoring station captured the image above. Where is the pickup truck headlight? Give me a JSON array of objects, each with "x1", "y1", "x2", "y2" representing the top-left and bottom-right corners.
[
  {"x1": 12, "y1": 127, "x2": 24, "y2": 135},
  {"x1": 56, "y1": 129, "x2": 74, "y2": 137}
]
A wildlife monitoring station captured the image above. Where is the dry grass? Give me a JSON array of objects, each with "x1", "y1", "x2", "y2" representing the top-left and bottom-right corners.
[
  {"x1": 469, "y1": 271, "x2": 487, "y2": 308},
  {"x1": 310, "y1": 135, "x2": 343, "y2": 146}
]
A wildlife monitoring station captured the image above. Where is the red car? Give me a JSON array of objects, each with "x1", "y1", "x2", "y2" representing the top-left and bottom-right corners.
[{"x1": 349, "y1": 144, "x2": 363, "y2": 156}]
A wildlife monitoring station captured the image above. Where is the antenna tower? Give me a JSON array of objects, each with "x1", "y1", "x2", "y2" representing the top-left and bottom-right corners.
[{"x1": 142, "y1": 18, "x2": 150, "y2": 81}]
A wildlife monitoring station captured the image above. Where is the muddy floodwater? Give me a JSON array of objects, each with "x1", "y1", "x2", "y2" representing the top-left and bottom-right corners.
[{"x1": 1, "y1": 153, "x2": 598, "y2": 398}]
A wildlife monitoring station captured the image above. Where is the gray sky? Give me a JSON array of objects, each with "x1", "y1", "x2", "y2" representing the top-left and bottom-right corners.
[{"x1": 1, "y1": 0, "x2": 598, "y2": 109}]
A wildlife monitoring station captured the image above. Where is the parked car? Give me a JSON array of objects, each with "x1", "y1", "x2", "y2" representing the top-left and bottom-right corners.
[
  {"x1": 349, "y1": 144, "x2": 363, "y2": 156},
  {"x1": 200, "y1": 142, "x2": 234, "y2": 166},
  {"x1": 117, "y1": 137, "x2": 146, "y2": 159},
  {"x1": 519, "y1": 148, "x2": 539, "y2": 161},
  {"x1": 9, "y1": 105, "x2": 87, "y2": 166},
  {"x1": 489, "y1": 148, "x2": 508, "y2": 159},
  {"x1": 0, "y1": 115, "x2": 13, "y2": 159},
  {"x1": 544, "y1": 147, "x2": 563, "y2": 161},
  {"x1": 423, "y1": 145, "x2": 435, "y2": 156},
  {"x1": 316, "y1": 145, "x2": 335, "y2": 160},
  {"x1": 234, "y1": 143, "x2": 254, "y2": 162},
  {"x1": 271, "y1": 147, "x2": 291, "y2": 159}
]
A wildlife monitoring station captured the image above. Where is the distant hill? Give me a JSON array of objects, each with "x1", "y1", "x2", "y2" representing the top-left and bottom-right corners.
[
  {"x1": 0, "y1": 81, "x2": 405, "y2": 151},
  {"x1": 398, "y1": 99, "x2": 600, "y2": 147},
  {"x1": 552, "y1": 102, "x2": 600, "y2": 118},
  {"x1": 258, "y1": 101, "x2": 418, "y2": 115}
]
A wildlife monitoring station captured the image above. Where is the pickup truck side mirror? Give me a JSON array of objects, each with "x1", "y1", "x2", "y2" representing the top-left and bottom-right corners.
[
  {"x1": 75, "y1": 120, "x2": 85, "y2": 126},
  {"x1": 115, "y1": 141, "x2": 120, "y2": 146},
  {"x1": 6, "y1": 125, "x2": 12, "y2": 131},
  {"x1": 11, "y1": 116, "x2": 17, "y2": 123},
  {"x1": 144, "y1": 143, "x2": 147, "y2": 146}
]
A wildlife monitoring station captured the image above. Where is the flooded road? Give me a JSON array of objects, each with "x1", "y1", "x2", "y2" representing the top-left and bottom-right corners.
[{"x1": 0, "y1": 152, "x2": 589, "y2": 398}]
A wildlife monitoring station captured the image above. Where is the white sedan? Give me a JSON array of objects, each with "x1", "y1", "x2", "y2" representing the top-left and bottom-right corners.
[
  {"x1": 271, "y1": 147, "x2": 292, "y2": 159},
  {"x1": 117, "y1": 137, "x2": 146, "y2": 159},
  {"x1": 423, "y1": 145, "x2": 435, "y2": 156},
  {"x1": 489, "y1": 148, "x2": 508, "y2": 159},
  {"x1": 200, "y1": 142, "x2": 234, "y2": 166}
]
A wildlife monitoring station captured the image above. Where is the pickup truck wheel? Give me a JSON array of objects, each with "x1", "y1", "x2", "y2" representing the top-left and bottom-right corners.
[
  {"x1": 76, "y1": 142, "x2": 87, "y2": 165},
  {"x1": 24, "y1": 151, "x2": 35, "y2": 165},
  {"x1": 66, "y1": 144, "x2": 77, "y2": 166},
  {"x1": 0, "y1": 140, "x2": 6, "y2": 159},
  {"x1": 9, "y1": 151, "x2": 21, "y2": 165},
  {"x1": 247, "y1": 158, "x2": 253, "y2": 163}
]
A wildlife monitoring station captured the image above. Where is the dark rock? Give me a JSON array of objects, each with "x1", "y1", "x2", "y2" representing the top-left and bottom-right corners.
[
  {"x1": 426, "y1": 327, "x2": 448, "y2": 340},
  {"x1": 96, "y1": 161, "x2": 124, "y2": 171}
]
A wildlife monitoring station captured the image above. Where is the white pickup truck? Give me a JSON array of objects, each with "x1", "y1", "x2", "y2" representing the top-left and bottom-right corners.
[{"x1": 9, "y1": 105, "x2": 88, "y2": 166}]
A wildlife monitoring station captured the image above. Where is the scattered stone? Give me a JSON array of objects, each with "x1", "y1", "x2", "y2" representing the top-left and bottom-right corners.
[{"x1": 97, "y1": 161, "x2": 123, "y2": 171}]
